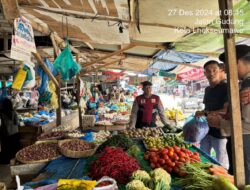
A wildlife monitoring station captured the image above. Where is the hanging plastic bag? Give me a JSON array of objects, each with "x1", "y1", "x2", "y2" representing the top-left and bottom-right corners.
[
  {"x1": 80, "y1": 79, "x2": 85, "y2": 97},
  {"x1": 37, "y1": 59, "x2": 57, "y2": 95},
  {"x1": 23, "y1": 64, "x2": 36, "y2": 89},
  {"x1": 53, "y1": 40, "x2": 81, "y2": 81},
  {"x1": 12, "y1": 68, "x2": 27, "y2": 90},
  {"x1": 93, "y1": 177, "x2": 118, "y2": 190},
  {"x1": 183, "y1": 115, "x2": 209, "y2": 143}
]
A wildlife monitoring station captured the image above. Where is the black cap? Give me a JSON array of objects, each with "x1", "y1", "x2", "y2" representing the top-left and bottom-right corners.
[
  {"x1": 203, "y1": 60, "x2": 221, "y2": 69},
  {"x1": 219, "y1": 44, "x2": 250, "y2": 62},
  {"x1": 141, "y1": 81, "x2": 152, "y2": 87}
]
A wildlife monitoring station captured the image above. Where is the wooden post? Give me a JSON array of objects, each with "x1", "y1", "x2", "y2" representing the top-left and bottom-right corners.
[
  {"x1": 50, "y1": 32, "x2": 61, "y2": 57},
  {"x1": 218, "y1": 0, "x2": 245, "y2": 187},
  {"x1": 76, "y1": 54, "x2": 83, "y2": 128},
  {"x1": 56, "y1": 75, "x2": 62, "y2": 126},
  {"x1": 3, "y1": 32, "x2": 8, "y2": 51}
]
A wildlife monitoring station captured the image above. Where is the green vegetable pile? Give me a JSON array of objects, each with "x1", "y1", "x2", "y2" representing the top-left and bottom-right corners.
[
  {"x1": 162, "y1": 124, "x2": 182, "y2": 133},
  {"x1": 127, "y1": 145, "x2": 151, "y2": 173},
  {"x1": 97, "y1": 134, "x2": 134, "y2": 152},
  {"x1": 126, "y1": 168, "x2": 171, "y2": 190},
  {"x1": 145, "y1": 133, "x2": 191, "y2": 149},
  {"x1": 127, "y1": 145, "x2": 141, "y2": 158},
  {"x1": 162, "y1": 133, "x2": 191, "y2": 148}
]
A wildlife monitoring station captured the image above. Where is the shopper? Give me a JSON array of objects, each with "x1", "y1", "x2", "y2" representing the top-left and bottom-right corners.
[
  {"x1": 129, "y1": 81, "x2": 168, "y2": 128},
  {"x1": 207, "y1": 45, "x2": 250, "y2": 183},
  {"x1": 0, "y1": 98, "x2": 20, "y2": 164},
  {"x1": 198, "y1": 60, "x2": 229, "y2": 169}
]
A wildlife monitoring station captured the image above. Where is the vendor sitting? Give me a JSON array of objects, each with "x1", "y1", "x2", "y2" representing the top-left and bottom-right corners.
[{"x1": 129, "y1": 81, "x2": 169, "y2": 128}]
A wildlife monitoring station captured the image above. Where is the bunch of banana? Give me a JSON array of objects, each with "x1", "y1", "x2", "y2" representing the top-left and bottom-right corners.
[{"x1": 165, "y1": 108, "x2": 185, "y2": 121}]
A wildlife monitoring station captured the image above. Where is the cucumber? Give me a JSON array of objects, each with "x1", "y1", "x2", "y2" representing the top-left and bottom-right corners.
[
  {"x1": 212, "y1": 176, "x2": 238, "y2": 190},
  {"x1": 244, "y1": 185, "x2": 250, "y2": 190}
]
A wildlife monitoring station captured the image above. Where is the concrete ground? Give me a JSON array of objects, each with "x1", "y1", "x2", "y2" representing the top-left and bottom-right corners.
[{"x1": 0, "y1": 164, "x2": 13, "y2": 189}]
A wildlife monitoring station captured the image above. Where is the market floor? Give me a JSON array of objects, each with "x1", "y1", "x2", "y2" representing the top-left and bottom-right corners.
[{"x1": 0, "y1": 165, "x2": 13, "y2": 190}]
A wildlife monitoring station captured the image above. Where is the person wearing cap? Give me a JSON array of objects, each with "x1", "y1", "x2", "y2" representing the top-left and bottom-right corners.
[
  {"x1": 207, "y1": 44, "x2": 250, "y2": 183},
  {"x1": 129, "y1": 81, "x2": 169, "y2": 128},
  {"x1": 196, "y1": 60, "x2": 229, "y2": 169}
]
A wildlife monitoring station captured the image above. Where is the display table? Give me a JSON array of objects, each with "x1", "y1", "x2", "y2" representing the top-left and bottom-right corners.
[
  {"x1": 22, "y1": 138, "x2": 219, "y2": 190},
  {"x1": 82, "y1": 124, "x2": 127, "y2": 132},
  {"x1": 18, "y1": 111, "x2": 79, "y2": 148}
]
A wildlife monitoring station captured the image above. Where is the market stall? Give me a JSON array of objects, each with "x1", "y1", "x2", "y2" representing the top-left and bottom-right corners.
[
  {"x1": 0, "y1": 0, "x2": 250, "y2": 189},
  {"x1": 12, "y1": 130, "x2": 236, "y2": 190}
]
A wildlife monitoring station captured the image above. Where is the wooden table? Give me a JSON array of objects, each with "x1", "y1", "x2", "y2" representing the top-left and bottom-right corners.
[
  {"x1": 82, "y1": 124, "x2": 127, "y2": 132},
  {"x1": 18, "y1": 111, "x2": 80, "y2": 148}
]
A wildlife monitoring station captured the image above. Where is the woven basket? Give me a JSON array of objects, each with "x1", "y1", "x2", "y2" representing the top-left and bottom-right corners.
[
  {"x1": 16, "y1": 141, "x2": 61, "y2": 164},
  {"x1": 58, "y1": 139, "x2": 97, "y2": 158},
  {"x1": 0, "y1": 182, "x2": 7, "y2": 190},
  {"x1": 82, "y1": 115, "x2": 96, "y2": 127},
  {"x1": 37, "y1": 131, "x2": 65, "y2": 141}
]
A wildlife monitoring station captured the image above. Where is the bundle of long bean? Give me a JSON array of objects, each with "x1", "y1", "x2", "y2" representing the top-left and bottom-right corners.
[{"x1": 173, "y1": 162, "x2": 214, "y2": 190}]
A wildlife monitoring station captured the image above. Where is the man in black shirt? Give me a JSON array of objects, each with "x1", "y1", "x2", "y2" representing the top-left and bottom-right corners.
[{"x1": 200, "y1": 60, "x2": 229, "y2": 169}]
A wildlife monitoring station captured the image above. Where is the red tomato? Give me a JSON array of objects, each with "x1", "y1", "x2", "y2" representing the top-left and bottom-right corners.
[
  {"x1": 170, "y1": 162, "x2": 175, "y2": 167},
  {"x1": 156, "y1": 163, "x2": 161, "y2": 168},
  {"x1": 161, "y1": 149, "x2": 169, "y2": 155},
  {"x1": 178, "y1": 152, "x2": 186, "y2": 158},
  {"x1": 194, "y1": 152, "x2": 199, "y2": 156},
  {"x1": 181, "y1": 148, "x2": 186, "y2": 152},
  {"x1": 150, "y1": 148, "x2": 159, "y2": 152},
  {"x1": 173, "y1": 155, "x2": 179, "y2": 161},
  {"x1": 168, "y1": 151, "x2": 174, "y2": 157},
  {"x1": 152, "y1": 156, "x2": 158, "y2": 163},
  {"x1": 163, "y1": 155, "x2": 169, "y2": 161},
  {"x1": 169, "y1": 147, "x2": 174, "y2": 152},
  {"x1": 165, "y1": 146, "x2": 170, "y2": 150},
  {"x1": 159, "y1": 159, "x2": 165, "y2": 165},
  {"x1": 179, "y1": 157, "x2": 186, "y2": 162},
  {"x1": 175, "y1": 162, "x2": 183, "y2": 168},
  {"x1": 166, "y1": 160, "x2": 173, "y2": 167},
  {"x1": 173, "y1": 145, "x2": 180, "y2": 151},
  {"x1": 150, "y1": 152, "x2": 157, "y2": 157},
  {"x1": 185, "y1": 157, "x2": 190, "y2": 163},
  {"x1": 150, "y1": 163, "x2": 156, "y2": 169}
]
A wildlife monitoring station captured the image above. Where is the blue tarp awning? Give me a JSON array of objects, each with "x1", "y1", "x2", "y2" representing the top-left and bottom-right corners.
[{"x1": 150, "y1": 50, "x2": 207, "y2": 71}]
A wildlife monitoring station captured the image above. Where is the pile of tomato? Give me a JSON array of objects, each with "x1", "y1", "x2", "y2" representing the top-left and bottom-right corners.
[{"x1": 144, "y1": 145, "x2": 201, "y2": 176}]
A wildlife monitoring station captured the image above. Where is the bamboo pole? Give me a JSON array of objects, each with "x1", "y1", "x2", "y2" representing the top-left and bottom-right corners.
[
  {"x1": 82, "y1": 45, "x2": 135, "y2": 68},
  {"x1": 50, "y1": 32, "x2": 61, "y2": 57},
  {"x1": 81, "y1": 58, "x2": 126, "y2": 76},
  {"x1": 218, "y1": 0, "x2": 245, "y2": 187},
  {"x1": 76, "y1": 54, "x2": 83, "y2": 128},
  {"x1": 56, "y1": 75, "x2": 62, "y2": 126}
]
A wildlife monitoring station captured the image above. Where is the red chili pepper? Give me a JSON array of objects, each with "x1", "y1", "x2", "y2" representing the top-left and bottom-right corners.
[{"x1": 89, "y1": 147, "x2": 140, "y2": 184}]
